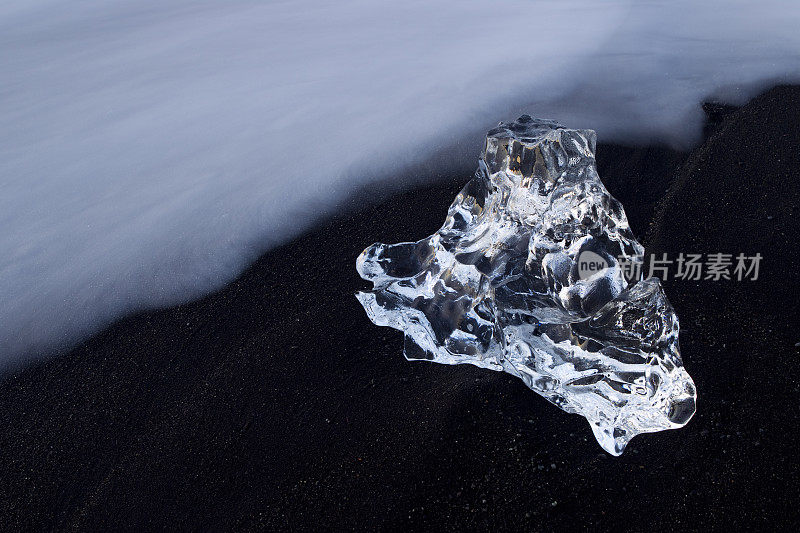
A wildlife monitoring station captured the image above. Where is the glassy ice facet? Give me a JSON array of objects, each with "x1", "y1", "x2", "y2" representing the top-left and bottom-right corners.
[{"x1": 356, "y1": 116, "x2": 696, "y2": 455}]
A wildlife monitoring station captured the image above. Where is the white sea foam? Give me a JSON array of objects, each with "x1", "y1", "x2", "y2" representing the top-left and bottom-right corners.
[{"x1": 1, "y1": 0, "x2": 799, "y2": 368}]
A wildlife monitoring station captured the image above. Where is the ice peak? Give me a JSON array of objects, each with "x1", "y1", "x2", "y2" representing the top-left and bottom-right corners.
[{"x1": 356, "y1": 116, "x2": 696, "y2": 455}]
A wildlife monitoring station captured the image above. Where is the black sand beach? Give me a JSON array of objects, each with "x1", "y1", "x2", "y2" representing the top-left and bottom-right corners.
[{"x1": 1, "y1": 86, "x2": 799, "y2": 531}]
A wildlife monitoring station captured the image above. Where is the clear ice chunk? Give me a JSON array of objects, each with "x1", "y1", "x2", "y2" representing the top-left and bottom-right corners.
[{"x1": 356, "y1": 116, "x2": 696, "y2": 455}]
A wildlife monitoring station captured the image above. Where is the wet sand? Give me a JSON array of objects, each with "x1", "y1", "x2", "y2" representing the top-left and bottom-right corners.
[{"x1": 1, "y1": 86, "x2": 798, "y2": 531}]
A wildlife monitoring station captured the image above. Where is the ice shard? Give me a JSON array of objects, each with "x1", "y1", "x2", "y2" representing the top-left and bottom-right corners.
[{"x1": 356, "y1": 116, "x2": 696, "y2": 455}]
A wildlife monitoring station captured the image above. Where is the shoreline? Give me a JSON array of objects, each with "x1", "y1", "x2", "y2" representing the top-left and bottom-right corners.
[{"x1": 2, "y1": 86, "x2": 799, "y2": 530}]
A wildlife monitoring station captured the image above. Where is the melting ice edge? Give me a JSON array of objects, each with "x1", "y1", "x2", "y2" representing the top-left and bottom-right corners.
[{"x1": 356, "y1": 116, "x2": 696, "y2": 455}]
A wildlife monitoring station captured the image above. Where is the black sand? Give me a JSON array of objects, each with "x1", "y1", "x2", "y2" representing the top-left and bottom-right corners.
[{"x1": 1, "y1": 87, "x2": 799, "y2": 531}]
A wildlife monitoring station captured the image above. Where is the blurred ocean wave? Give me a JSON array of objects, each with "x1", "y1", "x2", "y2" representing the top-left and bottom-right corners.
[{"x1": 1, "y1": 0, "x2": 798, "y2": 367}]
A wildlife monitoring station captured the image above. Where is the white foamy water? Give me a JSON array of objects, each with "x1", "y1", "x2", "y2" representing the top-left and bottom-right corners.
[{"x1": 2, "y1": 0, "x2": 799, "y2": 369}]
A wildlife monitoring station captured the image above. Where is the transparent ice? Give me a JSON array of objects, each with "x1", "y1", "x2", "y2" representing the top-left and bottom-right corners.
[{"x1": 356, "y1": 116, "x2": 696, "y2": 455}]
